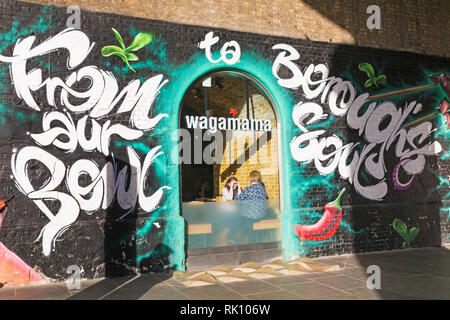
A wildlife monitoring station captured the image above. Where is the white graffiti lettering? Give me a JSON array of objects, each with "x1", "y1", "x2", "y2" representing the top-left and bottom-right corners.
[
  {"x1": 11, "y1": 146, "x2": 170, "y2": 256},
  {"x1": 274, "y1": 44, "x2": 442, "y2": 200},
  {"x1": 0, "y1": 29, "x2": 171, "y2": 255},
  {"x1": 0, "y1": 28, "x2": 169, "y2": 131},
  {"x1": 199, "y1": 31, "x2": 241, "y2": 65}
]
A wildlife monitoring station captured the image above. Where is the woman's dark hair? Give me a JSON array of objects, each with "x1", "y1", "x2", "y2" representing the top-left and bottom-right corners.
[{"x1": 225, "y1": 177, "x2": 238, "y2": 191}]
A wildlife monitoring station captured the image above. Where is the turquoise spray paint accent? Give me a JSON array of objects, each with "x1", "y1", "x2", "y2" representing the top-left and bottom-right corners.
[
  {"x1": 115, "y1": 140, "x2": 151, "y2": 154},
  {"x1": 429, "y1": 80, "x2": 450, "y2": 229},
  {"x1": 129, "y1": 26, "x2": 171, "y2": 71},
  {"x1": 33, "y1": 57, "x2": 57, "y2": 72},
  {"x1": 339, "y1": 219, "x2": 366, "y2": 236},
  {"x1": 0, "y1": 6, "x2": 55, "y2": 127},
  {"x1": 339, "y1": 65, "x2": 364, "y2": 94},
  {"x1": 435, "y1": 111, "x2": 450, "y2": 161},
  {"x1": 426, "y1": 169, "x2": 450, "y2": 200},
  {"x1": 442, "y1": 207, "x2": 450, "y2": 221},
  {"x1": 0, "y1": 6, "x2": 53, "y2": 52},
  {"x1": 426, "y1": 169, "x2": 450, "y2": 240},
  {"x1": 306, "y1": 115, "x2": 335, "y2": 130}
]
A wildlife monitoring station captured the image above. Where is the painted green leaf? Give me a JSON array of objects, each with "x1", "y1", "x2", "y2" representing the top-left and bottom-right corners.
[
  {"x1": 359, "y1": 62, "x2": 375, "y2": 78},
  {"x1": 124, "y1": 59, "x2": 136, "y2": 73},
  {"x1": 393, "y1": 218, "x2": 408, "y2": 237},
  {"x1": 111, "y1": 28, "x2": 125, "y2": 50},
  {"x1": 101, "y1": 45, "x2": 125, "y2": 58},
  {"x1": 402, "y1": 241, "x2": 408, "y2": 248},
  {"x1": 102, "y1": 29, "x2": 140, "y2": 73},
  {"x1": 364, "y1": 78, "x2": 374, "y2": 88},
  {"x1": 113, "y1": 52, "x2": 130, "y2": 65},
  {"x1": 126, "y1": 52, "x2": 139, "y2": 61},
  {"x1": 408, "y1": 227, "x2": 419, "y2": 242},
  {"x1": 102, "y1": 46, "x2": 131, "y2": 70},
  {"x1": 126, "y1": 32, "x2": 152, "y2": 52},
  {"x1": 376, "y1": 75, "x2": 387, "y2": 84}
]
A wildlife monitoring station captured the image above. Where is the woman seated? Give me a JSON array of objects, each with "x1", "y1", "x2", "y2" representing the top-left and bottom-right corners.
[
  {"x1": 236, "y1": 170, "x2": 268, "y2": 201},
  {"x1": 236, "y1": 170, "x2": 268, "y2": 219},
  {"x1": 222, "y1": 177, "x2": 242, "y2": 201},
  {"x1": 195, "y1": 180, "x2": 213, "y2": 200}
]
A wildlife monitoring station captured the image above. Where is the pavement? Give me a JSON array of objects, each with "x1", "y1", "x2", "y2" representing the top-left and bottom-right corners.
[{"x1": 1, "y1": 246, "x2": 450, "y2": 300}]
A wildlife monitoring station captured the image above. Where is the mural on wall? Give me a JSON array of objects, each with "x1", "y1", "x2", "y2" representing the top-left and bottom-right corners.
[
  {"x1": 0, "y1": 3, "x2": 448, "y2": 281},
  {"x1": 274, "y1": 45, "x2": 449, "y2": 256},
  {"x1": 0, "y1": 28, "x2": 171, "y2": 257}
]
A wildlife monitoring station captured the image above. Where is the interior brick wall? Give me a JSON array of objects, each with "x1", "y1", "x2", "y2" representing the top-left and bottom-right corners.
[{"x1": 215, "y1": 93, "x2": 279, "y2": 200}]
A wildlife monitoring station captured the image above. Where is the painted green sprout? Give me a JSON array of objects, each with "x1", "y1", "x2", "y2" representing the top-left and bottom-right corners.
[
  {"x1": 101, "y1": 28, "x2": 152, "y2": 72},
  {"x1": 393, "y1": 218, "x2": 419, "y2": 248},
  {"x1": 359, "y1": 62, "x2": 387, "y2": 88}
]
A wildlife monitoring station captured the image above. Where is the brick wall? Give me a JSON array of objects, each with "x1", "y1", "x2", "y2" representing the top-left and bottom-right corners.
[
  {"x1": 0, "y1": 1, "x2": 448, "y2": 281},
  {"x1": 23, "y1": 0, "x2": 450, "y2": 58}
]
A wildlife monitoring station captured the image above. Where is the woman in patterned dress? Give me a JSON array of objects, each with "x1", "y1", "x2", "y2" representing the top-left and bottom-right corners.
[{"x1": 236, "y1": 170, "x2": 268, "y2": 219}]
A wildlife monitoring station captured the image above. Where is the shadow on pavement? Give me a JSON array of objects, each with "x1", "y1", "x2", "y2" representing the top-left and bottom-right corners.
[
  {"x1": 355, "y1": 247, "x2": 450, "y2": 299},
  {"x1": 323, "y1": 246, "x2": 450, "y2": 299},
  {"x1": 67, "y1": 272, "x2": 173, "y2": 300}
]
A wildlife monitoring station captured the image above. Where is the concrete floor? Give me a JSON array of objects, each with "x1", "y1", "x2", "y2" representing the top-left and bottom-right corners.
[{"x1": 1, "y1": 246, "x2": 450, "y2": 300}]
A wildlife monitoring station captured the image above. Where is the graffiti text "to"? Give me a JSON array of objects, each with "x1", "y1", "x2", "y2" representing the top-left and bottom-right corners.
[{"x1": 199, "y1": 31, "x2": 241, "y2": 65}]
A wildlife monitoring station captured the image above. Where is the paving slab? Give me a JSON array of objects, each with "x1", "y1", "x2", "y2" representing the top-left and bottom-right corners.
[
  {"x1": 292, "y1": 271, "x2": 342, "y2": 280},
  {"x1": 343, "y1": 287, "x2": 417, "y2": 300},
  {"x1": 98, "y1": 273, "x2": 173, "y2": 300},
  {"x1": 177, "y1": 284, "x2": 246, "y2": 300},
  {"x1": 279, "y1": 281, "x2": 346, "y2": 299},
  {"x1": 0, "y1": 287, "x2": 16, "y2": 300},
  {"x1": 221, "y1": 279, "x2": 282, "y2": 296},
  {"x1": 314, "y1": 257, "x2": 361, "y2": 269},
  {"x1": 15, "y1": 284, "x2": 71, "y2": 300},
  {"x1": 315, "y1": 292, "x2": 362, "y2": 300},
  {"x1": 315, "y1": 275, "x2": 366, "y2": 290},
  {"x1": 245, "y1": 289, "x2": 306, "y2": 300},
  {"x1": 257, "y1": 275, "x2": 313, "y2": 286},
  {"x1": 379, "y1": 274, "x2": 450, "y2": 299},
  {"x1": 138, "y1": 284, "x2": 190, "y2": 300},
  {"x1": 68, "y1": 276, "x2": 138, "y2": 300},
  {"x1": 331, "y1": 268, "x2": 370, "y2": 281}
]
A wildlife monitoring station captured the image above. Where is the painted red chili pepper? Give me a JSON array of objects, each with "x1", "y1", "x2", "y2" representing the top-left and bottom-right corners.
[{"x1": 296, "y1": 188, "x2": 346, "y2": 241}]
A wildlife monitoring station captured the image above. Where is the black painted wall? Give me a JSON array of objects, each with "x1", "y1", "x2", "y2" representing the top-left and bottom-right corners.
[{"x1": 0, "y1": 1, "x2": 448, "y2": 281}]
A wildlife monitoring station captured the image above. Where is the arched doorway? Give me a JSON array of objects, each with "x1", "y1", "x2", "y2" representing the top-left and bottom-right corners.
[{"x1": 178, "y1": 70, "x2": 283, "y2": 268}]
